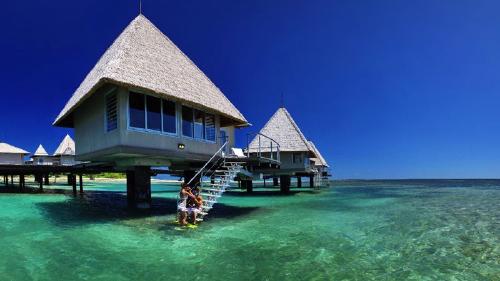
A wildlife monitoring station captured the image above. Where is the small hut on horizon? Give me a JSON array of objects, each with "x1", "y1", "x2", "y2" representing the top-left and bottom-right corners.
[
  {"x1": 32, "y1": 144, "x2": 53, "y2": 165},
  {"x1": 53, "y1": 134, "x2": 76, "y2": 166},
  {"x1": 0, "y1": 142, "x2": 29, "y2": 165}
]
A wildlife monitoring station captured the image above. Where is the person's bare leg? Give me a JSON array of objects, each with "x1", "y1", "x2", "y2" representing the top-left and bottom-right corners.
[
  {"x1": 192, "y1": 211, "x2": 197, "y2": 225},
  {"x1": 180, "y1": 211, "x2": 187, "y2": 225}
]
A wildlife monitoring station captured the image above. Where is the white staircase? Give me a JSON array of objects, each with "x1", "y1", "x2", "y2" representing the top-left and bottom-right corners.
[{"x1": 186, "y1": 142, "x2": 245, "y2": 222}]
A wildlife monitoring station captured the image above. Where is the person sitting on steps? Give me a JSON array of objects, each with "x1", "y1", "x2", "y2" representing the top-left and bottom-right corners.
[{"x1": 178, "y1": 183, "x2": 195, "y2": 226}]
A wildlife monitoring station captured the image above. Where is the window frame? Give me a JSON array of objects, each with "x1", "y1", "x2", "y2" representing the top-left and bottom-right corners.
[
  {"x1": 125, "y1": 90, "x2": 217, "y2": 144},
  {"x1": 127, "y1": 91, "x2": 179, "y2": 137},
  {"x1": 104, "y1": 88, "x2": 119, "y2": 133},
  {"x1": 181, "y1": 105, "x2": 217, "y2": 144}
]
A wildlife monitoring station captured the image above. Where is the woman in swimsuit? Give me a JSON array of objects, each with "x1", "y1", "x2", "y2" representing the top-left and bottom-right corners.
[
  {"x1": 178, "y1": 183, "x2": 195, "y2": 226},
  {"x1": 188, "y1": 186, "x2": 203, "y2": 224}
]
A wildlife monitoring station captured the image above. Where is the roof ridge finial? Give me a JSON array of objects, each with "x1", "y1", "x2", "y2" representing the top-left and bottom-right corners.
[{"x1": 139, "y1": 0, "x2": 142, "y2": 15}]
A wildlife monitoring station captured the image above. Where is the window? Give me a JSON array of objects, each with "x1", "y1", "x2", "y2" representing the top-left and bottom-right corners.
[
  {"x1": 146, "y1": 96, "x2": 161, "y2": 131},
  {"x1": 182, "y1": 106, "x2": 194, "y2": 137},
  {"x1": 129, "y1": 92, "x2": 145, "y2": 128},
  {"x1": 205, "y1": 114, "x2": 216, "y2": 142},
  {"x1": 193, "y1": 110, "x2": 205, "y2": 139},
  {"x1": 106, "y1": 92, "x2": 118, "y2": 131},
  {"x1": 162, "y1": 100, "x2": 176, "y2": 134},
  {"x1": 128, "y1": 92, "x2": 216, "y2": 142},
  {"x1": 293, "y1": 153, "x2": 303, "y2": 164}
]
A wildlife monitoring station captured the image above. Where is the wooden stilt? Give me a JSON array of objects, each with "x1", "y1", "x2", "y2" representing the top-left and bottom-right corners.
[
  {"x1": 280, "y1": 175, "x2": 291, "y2": 193},
  {"x1": 72, "y1": 174, "x2": 77, "y2": 195},
  {"x1": 297, "y1": 176, "x2": 302, "y2": 188},
  {"x1": 79, "y1": 174, "x2": 83, "y2": 193},
  {"x1": 39, "y1": 175, "x2": 43, "y2": 191},
  {"x1": 20, "y1": 175, "x2": 25, "y2": 190},
  {"x1": 242, "y1": 179, "x2": 253, "y2": 193},
  {"x1": 309, "y1": 175, "x2": 314, "y2": 188},
  {"x1": 127, "y1": 167, "x2": 152, "y2": 209},
  {"x1": 44, "y1": 174, "x2": 49, "y2": 185},
  {"x1": 273, "y1": 177, "x2": 279, "y2": 186}
]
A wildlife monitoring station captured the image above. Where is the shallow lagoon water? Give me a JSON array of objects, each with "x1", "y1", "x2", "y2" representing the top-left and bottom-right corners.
[{"x1": 0, "y1": 180, "x2": 498, "y2": 280}]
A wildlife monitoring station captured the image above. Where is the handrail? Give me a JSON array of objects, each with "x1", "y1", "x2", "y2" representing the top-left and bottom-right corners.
[
  {"x1": 246, "y1": 132, "x2": 281, "y2": 162},
  {"x1": 187, "y1": 141, "x2": 229, "y2": 186}
]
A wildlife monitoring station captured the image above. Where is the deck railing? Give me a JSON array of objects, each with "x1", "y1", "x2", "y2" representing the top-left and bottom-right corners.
[{"x1": 246, "y1": 132, "x2": 280, "y2": 163}]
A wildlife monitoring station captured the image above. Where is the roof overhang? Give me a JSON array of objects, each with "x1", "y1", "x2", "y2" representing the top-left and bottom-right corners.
[{"x1": 54, "y1": 79, "x2": 249, "y2": 128}]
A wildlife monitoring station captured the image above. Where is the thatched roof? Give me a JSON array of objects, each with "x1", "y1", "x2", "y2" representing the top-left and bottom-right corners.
[
  {"x1": 54, "y1": 135, "x2": 75, "y2": 156},
  {"x1": 249, "y1": 107, "x2": 312, "y2": 153},
  {"x1": 54, "y1": 14, "x2": 247, "y2": 127},
  {"x1": 34, "y1": 144, "x2": 49, "y2": 156},
  {"x1": 309, "y1": 141, "x2": 329, "y2": 167},
  {"x1": 0, "y1": 142, "x2": 29, "y2": 154}
]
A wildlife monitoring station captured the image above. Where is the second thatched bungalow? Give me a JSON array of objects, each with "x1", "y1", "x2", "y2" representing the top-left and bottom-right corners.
[
  {"x1": 32, "y1": 144, "x2": 53, "y2": 165},
  {"x1": 247, "y1": 107, "x2": 318, "y2": 192}
]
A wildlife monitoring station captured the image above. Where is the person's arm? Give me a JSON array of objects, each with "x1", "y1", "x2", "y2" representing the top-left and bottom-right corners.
[{"x1": 186, "y1": 191, "x2": 196, "y2": 199}]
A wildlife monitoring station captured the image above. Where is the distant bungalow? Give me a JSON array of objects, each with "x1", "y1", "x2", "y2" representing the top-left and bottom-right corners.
[
  {"x1": 32, "y1": 144, "x2": 51, "y2": 165},
  {"x1": 0, "y1": 142, "x2": 29, "y2": 165},
  {"x1": 30, "y1": 135, "x2": 76, "y2": 166},
  {"x1": 53, "y1": 134, "x2": 76, "y2": 166},
  {"x1": 248, "y1": 107, "x2": 323, "y2": 191},
  {"x1": 308, "y1": 141, "x2": 330, "y2": 186},
  {"x1": 53, "y1": 15, "x2": 248, "y2": 207}
]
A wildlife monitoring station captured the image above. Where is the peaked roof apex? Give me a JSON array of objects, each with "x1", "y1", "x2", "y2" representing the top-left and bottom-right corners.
[
  {"x1": 54, "y1": 13, "x2": 247, "y2": 127},
  {"x1": 249, "y1": 107, "x2": 313, "y2": 153},
  {"x1": 54, "y1": 134, "x2": 75, "y2": 156},
  {"x1": 34, "y1": 144, "x2": 49, "y2": 156}
]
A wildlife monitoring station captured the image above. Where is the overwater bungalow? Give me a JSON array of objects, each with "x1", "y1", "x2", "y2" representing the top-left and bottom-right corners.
[
  {"x1": 0, "y1": 142, "x2": 29, "y2": 165},
  {"x1": 53, "y1": 135, "x2": 76, "y2": 166},
  {"x1": 308, "y1": 141, "x2": 330, "y2": 187},
  {"x1": 32, "y1": 144, "x2": 53, "y2": 165},
  {"x1": 53, "y1": 15, "x2": 249, "y2": 208},
  {"x1": 247, "y1": 107, "x2": 319, "y2": 191}
]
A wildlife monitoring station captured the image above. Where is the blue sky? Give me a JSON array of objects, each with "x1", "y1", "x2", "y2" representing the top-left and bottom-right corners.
[{"x1": 1, "y1": 0, "x2": 499, "y2": 179}]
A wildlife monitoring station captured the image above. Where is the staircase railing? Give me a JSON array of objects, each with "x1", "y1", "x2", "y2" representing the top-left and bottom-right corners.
[
  {"x1": 246, "y1": 132, "x2": 281, "y2": 163},
  {"x1": 186, "y1": 141, "x2": 229, "y2": 186}
]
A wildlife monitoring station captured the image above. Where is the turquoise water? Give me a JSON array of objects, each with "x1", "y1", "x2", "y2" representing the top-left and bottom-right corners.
[{"x1": 0, "y1": 180, "x2": 498, "y2": 280}]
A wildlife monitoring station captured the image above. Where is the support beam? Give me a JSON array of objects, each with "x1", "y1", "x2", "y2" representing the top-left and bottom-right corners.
[
  {"x1": 297, "y1": 176, "x2": 302, "y2": 188},
  {"x1": 242, "y1": 179, "x2": 253, "y2": 193},
  {"x1": 20, "y1": 175, "x2": 25, "y2": 190},
  {"x1": 39, "y1": 175, "x2": 43, "y2": 191},
  {"x1": 79, "y1": 174, "x2": 83, "y2": 194},
  {"x1": 263, "y1": 178, "x2": 266, "y2": 188},
  {"x1": 309, "y1": 175, "x2": 314, "y2": 188},
  {"x1": 44, "y1": 174, "x2": 49, "y2": 185},
  {"x1": 280, "y1": 175, "x2": 291, "y2": 193},
  {"x1": 273, "y1": 177, "x2": 279, "y2": 187},
  {"x1": 127, "y1": 166, "x2": 152, "y2": 209},
  {"x1": 71, "y1": 174, "x2": 77, "y2": 195}
]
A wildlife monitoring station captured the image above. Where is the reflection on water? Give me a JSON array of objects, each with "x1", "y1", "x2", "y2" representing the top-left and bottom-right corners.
[{"x1": 0, "y1": 180, "x2": 498, "y2": 280}]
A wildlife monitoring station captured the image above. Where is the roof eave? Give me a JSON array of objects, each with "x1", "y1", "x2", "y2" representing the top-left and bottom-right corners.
[{"x1": 54, "y1": 78, "x2": 248, "y2": 129}]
